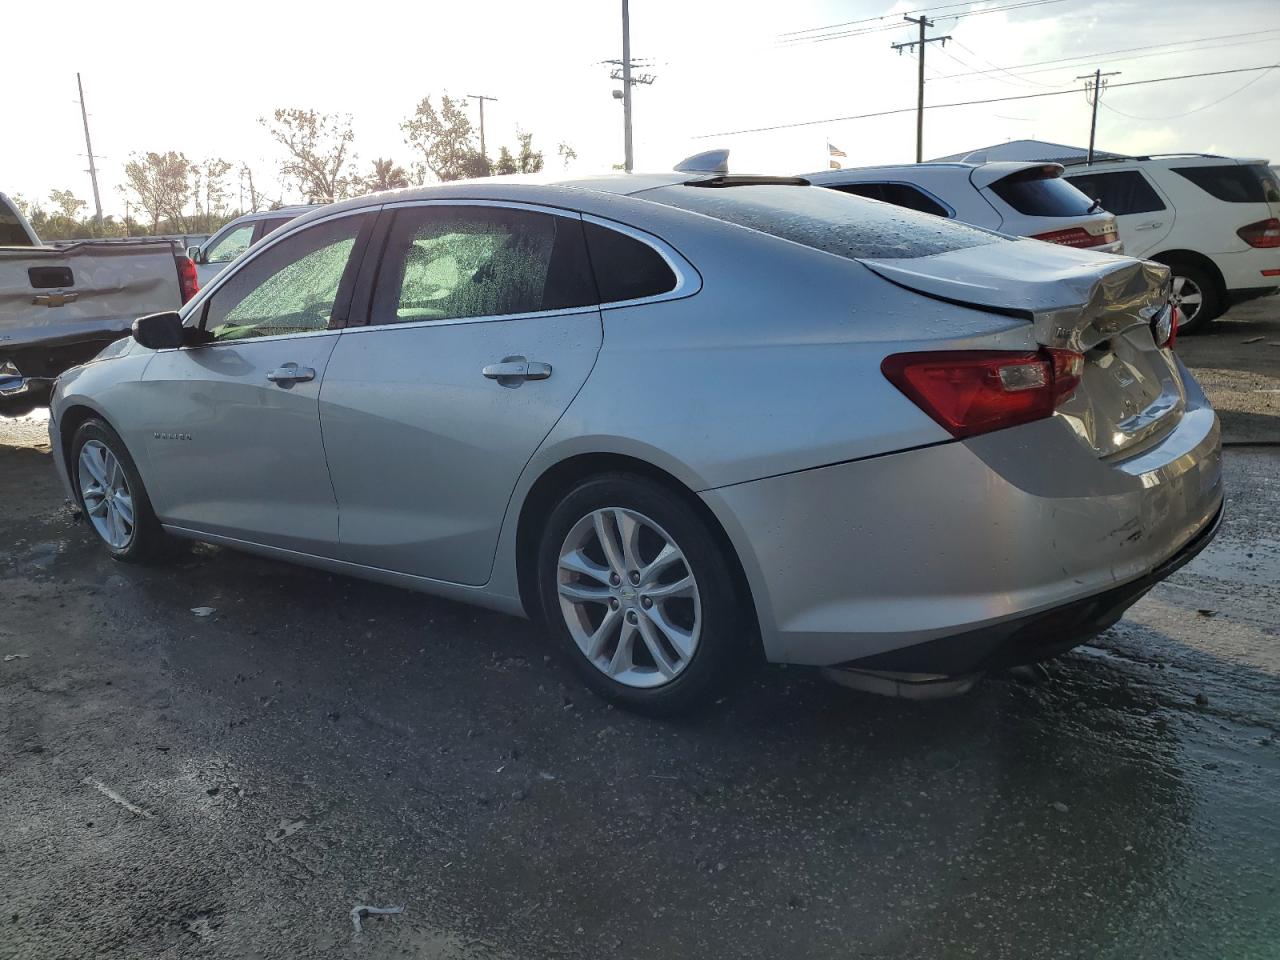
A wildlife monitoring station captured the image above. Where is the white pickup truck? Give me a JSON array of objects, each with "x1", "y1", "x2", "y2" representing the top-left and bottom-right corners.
[{"x1": 1, "y1": 191, "x2": 199, "y2": 415}]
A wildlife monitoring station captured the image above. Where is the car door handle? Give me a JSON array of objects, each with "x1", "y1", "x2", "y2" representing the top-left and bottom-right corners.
[
  {"x1": 1134, "y1": 221, "x2": 1164, "y2": 230},
  {"x1": 266, "y1": 363, "x2": 316, "y2": 384},
  {"x1": 482, "y1": 358, "x2": 552, "y2": 383}
]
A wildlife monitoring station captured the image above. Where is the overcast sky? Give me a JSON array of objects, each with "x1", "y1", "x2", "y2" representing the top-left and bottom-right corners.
[{"x1": 4, "y1": 0, "x2": 1278, "y2": 216}]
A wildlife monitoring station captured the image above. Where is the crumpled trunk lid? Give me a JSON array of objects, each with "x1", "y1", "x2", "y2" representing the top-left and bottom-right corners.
[{"x1": 862, "y1": 241, "x2": 1186, "y2": 458}]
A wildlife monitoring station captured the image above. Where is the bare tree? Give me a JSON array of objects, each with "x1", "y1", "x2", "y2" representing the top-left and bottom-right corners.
[
  {"x1": 557, "y1": 141, "x2": 578, "y2": 170},
  {"x1": 123, "y1": 151, "x2": 193, "y2": 233},
  {"x1": 402, "y1": 95, "x2": 487, "y2": 183},
  {"x1": 261, "y1": 108, "x2": 358, "y2": 203},
  {"x1": 199, "y1": 159, "x2": 234, "y2": 229}
]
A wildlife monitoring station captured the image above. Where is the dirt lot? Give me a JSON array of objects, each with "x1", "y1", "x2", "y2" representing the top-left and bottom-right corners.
[{"x1": 1, "y1": 298, "x2": 1278, "y2": 960}]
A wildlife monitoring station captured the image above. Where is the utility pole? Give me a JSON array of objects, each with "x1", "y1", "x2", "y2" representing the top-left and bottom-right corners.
[
  {"x1": 467, "y1": 93, "x2": 499, "y2": 167},
  {"x1": 621, "y1": 0, "x2": 633, "y2": 172},
  {"x1": 76, "y1": 72, "x2": 104, "y2": 228},
  {"x1": 891, "y1": 16, "x2": 950, "y2": 163},
  {"x1": 1076, "y1": 69, "x2": 1121, "y2": 164}
]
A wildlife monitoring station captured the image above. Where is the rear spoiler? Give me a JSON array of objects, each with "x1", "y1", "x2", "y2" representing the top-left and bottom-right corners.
[{"x1": 968, "y1": 162, "x2": 1065, "y2": 190}]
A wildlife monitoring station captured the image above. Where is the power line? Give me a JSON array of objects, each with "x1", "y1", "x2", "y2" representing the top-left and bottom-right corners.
[
  {"x1": 926, "y1": 29, "x2": 1280, "y2": 82},
  {"x1": 778, "y1": 0, "x2": 1071, "y2": 46},
  {"x1": 1077, "y1": 69, "x2": 1121, "y2": 163},
  {"x1": 780, "y1": 0, "x2": 983, "y2": 38},
  {"x1": 1099, "y1": 66, "x2": 1277, "y2": 121},
  {"x1": 693, "y1": 64, "x2": 1280, "y2": 138},
  {"x1": 946, "y1": 37, "x2": 1066, "y2": 88}
]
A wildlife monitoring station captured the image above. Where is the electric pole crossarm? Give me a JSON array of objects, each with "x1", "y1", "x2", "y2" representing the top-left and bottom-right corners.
[
  {"x1": 1075, "y1": 69, "x2": 1121, "y2": 164},
  {"x1": 890, "y1": 16, "x2": 950, "y2": 163}
]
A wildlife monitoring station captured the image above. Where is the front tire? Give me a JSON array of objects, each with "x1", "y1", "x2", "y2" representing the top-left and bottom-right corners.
[
  {"x1": 71, "y1": 418, "x2": 169, "y2": 563},
  {"x1": 536, "y1": 473, "x2": 750, "y2": 716}
]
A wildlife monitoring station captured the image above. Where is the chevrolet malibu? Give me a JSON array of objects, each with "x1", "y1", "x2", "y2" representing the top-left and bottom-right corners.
[{"x1": 48, "y1": 173, "x2": 1223, "y2": 715}]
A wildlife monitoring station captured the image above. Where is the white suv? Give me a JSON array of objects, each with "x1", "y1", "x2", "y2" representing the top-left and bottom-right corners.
[
  {"x1": 803, "y1": 161, "x2": 1123, "y2": 254},
  {"x1": 1060, "y1": 154, "x2": 1280, "y2": 331}
]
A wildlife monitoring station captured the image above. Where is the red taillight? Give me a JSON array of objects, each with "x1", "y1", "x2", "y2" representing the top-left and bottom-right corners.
[
  {"x1": 1157, "y1": 304, "x2": 1179, "y2": 349},
  {"x1": 1237, "y1": 218, "x2": 1280, "y2": 248},
  {"x1": 1031, "y1": 227, "x2": 1116, "y2": 249},
  {"x1": 176, "y1": 256, "x2": 200, "y2": 304},
  {"x1": 881, "y1": 348, "x2": 1083, "y2": 439}
]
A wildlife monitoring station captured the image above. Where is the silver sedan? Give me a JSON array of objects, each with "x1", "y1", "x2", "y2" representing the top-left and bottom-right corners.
[{"x1": 48, "y1": 173, "x2": 1223, "y2": 714}]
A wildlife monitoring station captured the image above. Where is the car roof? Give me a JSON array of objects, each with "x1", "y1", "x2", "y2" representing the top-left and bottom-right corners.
[{"x1": 801, "y1": 160, "x2": 1064, "y2": 186}]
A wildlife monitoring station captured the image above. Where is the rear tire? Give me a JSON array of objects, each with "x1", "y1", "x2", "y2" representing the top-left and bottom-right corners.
[
  {"x1": 535, "y1": 473, "x2": 749, "y2": 716},
  {"x1": 70, "y1": 418, "x2": 170, "y2": 564},
  {"x1": 1163, "y1": 261, "x2": 1221, "y2": 333}
]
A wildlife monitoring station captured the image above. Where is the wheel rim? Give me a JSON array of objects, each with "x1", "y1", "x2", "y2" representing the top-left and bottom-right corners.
[
  {"x1": 77, "y1": 440, "x2": 135, "y2": 550},
  {"x1": 1170, "y1": 274, "x2": 1204, "y2": 325},
  {"x1": 557, "y1": 507, "x2": 701, "y2": 689}
]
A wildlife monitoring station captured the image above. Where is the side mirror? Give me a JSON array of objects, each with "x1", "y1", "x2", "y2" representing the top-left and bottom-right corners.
[
  {"x1": 132, "y1": 311, "x2": 186, "y2": 350},
  {"x1": 186, "y1": 244, "x2": 204, "y2": 263}
]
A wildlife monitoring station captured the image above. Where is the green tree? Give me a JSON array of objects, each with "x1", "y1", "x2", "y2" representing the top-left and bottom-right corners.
[
  {"x1": 123, "y1": 151, "x2": 193, "y2": 234},
  {"x1": 262, "y1": 108, "x2": 358, "y2": 203},
  {"x1": 493, "y1": 146, "x2": 517, "y2": 176},
  {"x1": 515, "y1": 131, "x2": 544, "y2": 174},
  {"x1": 402, "y1": 94, "x2": 487, "y2": 182},
  {"x1": 362, "y1": 157, "x2": 411, "y2": 192},
  {"x1": 49, "y1": 189, "x2": 87, "y2": 220}
]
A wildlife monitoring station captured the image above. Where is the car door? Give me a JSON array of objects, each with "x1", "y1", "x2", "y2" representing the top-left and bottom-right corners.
[
  {"x1": 1063, "y1": 169, "x2": 1173, "y2": 257},
  {"x1": 197, "y1": 220, "x2": 256, "y2": 285},
  {"x1": 318, "y1": 201, "x2": 604, "y2": 585},
  {"x1": 136, "y1": 210, "x2": 375, "y2": 553}
]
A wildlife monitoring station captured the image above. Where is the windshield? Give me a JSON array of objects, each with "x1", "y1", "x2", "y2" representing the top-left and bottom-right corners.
[
  {"x1": 989, "y1": 169, "x2": 1096, "y2": 217},
  {"x1": 641, "y1": 183, "x2": 1003, "y2": 260}
]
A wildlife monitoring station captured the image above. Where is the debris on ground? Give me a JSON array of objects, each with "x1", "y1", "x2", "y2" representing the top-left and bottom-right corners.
[
  {"x1": 350, "y1": 904, "x2": 404, "y2": 934},
  {"x1": 1242, "y1": 336, "x2": 1264, "y2": 344},
  {"x1": 1050, "y1": 801, "x2": 1070, "y2": 814},
  {"x1": 190, "y1": 607, "x2": 216, "y2": 617},
  {"x1": 1197, "y1": 609, "x2": 1216, "y2": 617},
  {"x1": 4, "y1": 653, "x2": 29, "y2": 662},
  {"x1": 81, "y1": 778, "x2": 153, "y2": 819},
  {"x1": 1196, "y1": 693, "x2": 1210, "y2": 707}
]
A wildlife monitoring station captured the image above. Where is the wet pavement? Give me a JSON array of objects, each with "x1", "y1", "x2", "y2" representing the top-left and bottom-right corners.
[{"x1": 2, "y1": 305, "x2": 1279, "y2": 959}]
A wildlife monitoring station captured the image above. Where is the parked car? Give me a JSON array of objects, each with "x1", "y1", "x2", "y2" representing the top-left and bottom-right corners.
[
  {"x1": 1060, "y1": 154, "x2": 1280, "y2": 331},
  {"x1": 48, "y1": 174, "x2": 1222, "y2": 714},
  {"x1": 802, "y1": 161, "x2": 1123, "y2": 254},
  {"x1": 1, "y1": 192, "x2": 199, "y2": 416},
  {"x1": 190, "y1": 206, "x2": 318, "y2": 285}
]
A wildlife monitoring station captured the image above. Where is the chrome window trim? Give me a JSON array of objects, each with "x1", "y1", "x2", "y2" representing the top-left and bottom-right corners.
[
  {"x1": 150, "y1": 326, "x2": 342, "y2": 354},
  {"x1": 342, "y1": 305, "x2": 602, "y2": 336},
  {"x1": 179, "y1": 205, "x2": 382, "y2": 324}
]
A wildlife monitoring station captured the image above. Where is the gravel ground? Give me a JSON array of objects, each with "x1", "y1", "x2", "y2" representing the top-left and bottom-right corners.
[{"x1": 1, "y1": 297, "x2": 1277, "y2": 959}]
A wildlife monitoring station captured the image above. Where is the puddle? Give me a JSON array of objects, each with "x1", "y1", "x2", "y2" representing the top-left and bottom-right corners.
[{"x1": 1186, "y1": 536, "x2": 1280, "y2": 587}]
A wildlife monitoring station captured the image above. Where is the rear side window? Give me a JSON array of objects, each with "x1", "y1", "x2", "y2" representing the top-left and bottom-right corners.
[
  {"x1": 644, "y1": 183, "x2": 1000, "y2": 260},
  {"x1": 371, "y1": 206, "x2": 597, "y2": 324},
  {"x1": 0, "y1": 200, "x2": 34, "y2": 245},
  {"x1": 1064, "y1": 171, "x2": 1165, "y2": 215},
  {"x1": 988, "y1": 169, "x2": 1095, "y2": 217},
  {"x1": 828, "y1": 182, "x2": 949, "y2": 217},
  {"x1": 1172, "y1": 164, "x2": 1278, "y2": 203},
  {"x1": 582, "y1": 221, "x2": 678, "y2": 303},
  {"x1": 255, "y1": 216, "x2": 295, "y2": 238}
]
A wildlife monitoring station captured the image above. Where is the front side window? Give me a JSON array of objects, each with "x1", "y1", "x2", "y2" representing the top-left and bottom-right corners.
[
  {"x1": 1064, "y1": 171, "x2": 1165, "y2": 216},
  {"x1": 201, "y1": 215, "x2": 365, "y2": 341},
  {"x1": 371, "y1": 206, "x2": 596, "y2": 324},
  {"x1": 204, "y1": 223, "x2": 255, "y2": 263}
]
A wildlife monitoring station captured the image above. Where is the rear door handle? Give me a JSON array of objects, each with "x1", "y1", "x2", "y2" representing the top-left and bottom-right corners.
[
  {"x1": 482, "y1": 357, "x2": 552, "y2": 385},
  {"x1": 1134, "y1": 221, "x2": 1164, "y2": 231},
  {"x1": 266, "y1": 363, "x2": 316, "y2": 385}
]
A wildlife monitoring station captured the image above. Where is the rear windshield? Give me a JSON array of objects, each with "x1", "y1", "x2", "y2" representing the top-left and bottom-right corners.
[
  {"x1": 988, "y1": 169, "x2": 1095, "y2": 217},
  {"x1": 641, "y1": 183, "x2": 1002, "y2": 260},
  {"x1": 1172, "y1": 164, "x2": 1280, "y2": 204},
  {"x1": 0, "y1": 199, "x2": 34, "y2": 246}
]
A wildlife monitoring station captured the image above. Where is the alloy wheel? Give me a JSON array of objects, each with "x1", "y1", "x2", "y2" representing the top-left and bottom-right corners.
[
  {"x1": 1170, "y1": 274, "x2": 1203, "y2": 326},
  {"x1": 78, "y1": 440, "x2": 135, "y2": 550},
  {"x1": 556, "y1": 507, "x2": 702, "y2": 689}
]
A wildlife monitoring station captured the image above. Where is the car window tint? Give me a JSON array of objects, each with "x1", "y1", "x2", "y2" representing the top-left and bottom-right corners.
[
  {"x1": 203, "y1": 215, "x2": 364, "y2": 341},
  {"x1": 1064, "y1": 171, "x2": 1165, "y2": 215},
  {"x1": 0, "y1": 199, "x2": 33, "y2": 245},
  {"x1": 582, "y1": 221, "x2": 677, "y2": 303},
  {"x1": 988, "y1": 170, "x2": 1094, "y2": 217},
  {"x1": 257, "y1": 217, "x2": 295, "y2": 237},
  {"x1": 645, "y1": 183, "x2": 1001, "y2": 259},
  {"x1": 205, "y1": 223, "x2": 255, "y2": 263},
  {"x1": 1171, "y1": 164, "x2": 1275, "y2": 203},
  {"x1": 371, "y1": 206, "x2": 596, "y2": 324},
  {"x1": 829, "y1": 182, "x2": 949, "y2": 218}
]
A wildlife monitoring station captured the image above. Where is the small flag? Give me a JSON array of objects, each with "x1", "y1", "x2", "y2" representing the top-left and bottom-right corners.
[
  {"x1": 828, "y1": 142, "x2": 847, "y2": 158},
  {"x1": 830, "y1": 159, "x2": 842, "y2": 170}
]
